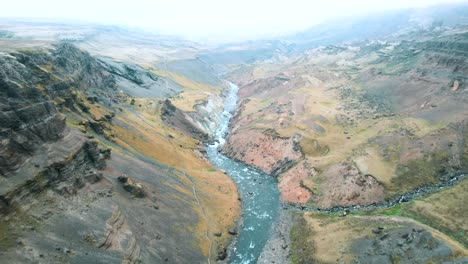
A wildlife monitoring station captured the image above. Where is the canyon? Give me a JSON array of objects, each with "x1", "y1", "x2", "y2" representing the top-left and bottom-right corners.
[
  {"x1": 1, "y1": 3, "x2": 468, "y2": 264},
  {"x1": 0, "y1": 30, "x2": 239, "y2": 263}
]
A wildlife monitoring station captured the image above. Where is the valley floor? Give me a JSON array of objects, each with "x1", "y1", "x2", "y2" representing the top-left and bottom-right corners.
[{"x1": 1, "y1": 11, "x2": 468, "y2": 263}]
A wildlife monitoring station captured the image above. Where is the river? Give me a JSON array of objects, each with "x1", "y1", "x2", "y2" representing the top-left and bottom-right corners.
[{"x1": 206, "y1": 82, "x2": 280, "y2": 264}]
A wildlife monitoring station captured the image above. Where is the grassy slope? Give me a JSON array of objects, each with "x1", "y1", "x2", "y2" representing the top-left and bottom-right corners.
[
  {"x1": 228, "y1": 33, "x2": 467, "y2": 262},
  {"x1": 59, "y1": 65, "x2": 239, "y2": 259},
  {"x1": 400, "y1": 179, "x2": 468, "y2": 247},
  {"x1": 290, "y1": 207, "x2": 468, "y2": 264},
  {"x1": 229, "y1": 36, "x2": 467, "y2": 201}
]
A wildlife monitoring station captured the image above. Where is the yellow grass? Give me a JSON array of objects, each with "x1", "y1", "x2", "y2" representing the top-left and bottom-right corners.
[
  {"x1": 354, "y1": 146, "x2": 396, "y2": 186},
  {"x1": 67, "y1": 88, "x2": 239, "y2": 260},
  {"x1": 402, "y1": 179, "x2": 468, "y2": 248},
  {"x1": 171, "y1": 90, "x2": 210, "y2": 112},
  {"x1": 152, "y1": 69, "x2": 221, "y2": 94},
  {"x1": 300, "y1": 212, "x2": 468, "y2": 263}
]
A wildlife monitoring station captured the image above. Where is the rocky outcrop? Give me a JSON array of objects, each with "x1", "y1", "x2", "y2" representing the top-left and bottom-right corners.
[
  {"x1": 278, "y1": 160, "x2": 316, "y2": 204},
  {"x1": 99, "y1": 207, "x2": 141, "y2": 263},
  {"x1": 0, "y1": 57, "x2": 66, "y2": 175},
  {"x1": 48, "y1": 43, "x2": 117, "y2": 92},
  {"x1": 352, "y1": 226, "x2": 456, "y2": 263},
  {"x1": 187, "y1": 94, "x2": 224, "y2": 136},
  {"x1": 159, "y1": 91, "x2": 226, "y2": 142},
  {"x1": 308, "y1": 162, "x2": 385, "y2": 208},
  {"x1": 117, "y1": 175, "x2": 145, "y2": 198},
  {"x1": 0, "y1": 41, "x2": 239, "y2": 264},
  {"x1": 222, "y1": 129, "x2": 303, "y2": 176},
  {"x1": 99, "y1": 59, "x2": 181, "y2": 98},
  {"x1": 160, "y1": 99, "x2": 210, "y2": 141},
  {"x1": 0, "y1": 44, "x2": 113, "y2": 211},
  {"x1": 292, "y1": 212, "x2": 468, "y2": 264},
  {"x1": 0, "y1": 101, "x2": 66, "y2": 174},
  {"x1": 0, "y1": 130, "x2": 110, "y2": 213},
  {"x1": 237, "y1": 74, "x2": 306, "y2": 99},
  {"x1": 0, "y1": 43, "x2": 115, "y2": 175}
]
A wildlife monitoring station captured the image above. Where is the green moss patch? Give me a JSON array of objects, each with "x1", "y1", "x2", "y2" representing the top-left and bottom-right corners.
[
  {"x1": 290, "y1": 214, "x2": 319, "y2": 264},
  {"x1": 391, "y1": 151, "x2": 451, "y2": 193},
  {"x1": 299, "y1": 138, "x2": 329, "y2": 157}
]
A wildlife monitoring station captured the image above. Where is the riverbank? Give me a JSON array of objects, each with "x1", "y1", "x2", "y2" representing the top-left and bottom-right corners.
[
  {"x1": 257, "y1": 210, "x2": 294, "y2": 264},
  {"x1": 207, "y1": 82, "x2": 281, "y2": 264}
]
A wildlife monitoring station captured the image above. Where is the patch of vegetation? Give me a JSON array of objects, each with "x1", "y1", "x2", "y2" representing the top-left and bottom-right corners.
[
  {"x1": 311, "y1": 212, "x2": 342, "y2": 219},
  {"x1": 299, "y1": 138, "x2": 329, "y2": 157},
  {"x1": 399, "y1": 179, "x2": 468, "y2": 247},
  {"x1": 390, "y1": 151, "x2": 450, "y2": 193},
  {"x1": 378, "y1": 204, "x2": 403, "y2": 216},
  {"x1": 17, "y1": 48, "x2": 46, "y2": 57},
  {"x1": 0, "y1": 209, "x2": 42, "y2": 251},
  {"x1": 263, "y1": 128, "x2": 281, "y2": 138},
  {"x1": 401, "y1": 208, "x2": 467, "y2": 248},
  {"x1": 361, "y1": 86, "x2": 398, "y2": 113},
  {"x1": 462, "y1": 129, "x2": 468, "y2": 169},
  {"x1": 290, "y1": 214, "x2": 319, "y2": 264},
  {"x1": 355, "y1": 204, "x2": 404, "y2": 217},
  {"x1": 0, "y1": 219, "x2": 15, "y2": 250}
]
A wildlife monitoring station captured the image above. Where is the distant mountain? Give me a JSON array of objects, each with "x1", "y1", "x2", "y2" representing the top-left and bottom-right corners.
[
  {"x1": 0, "y1": 19, "x2": 201, "y2": 62},
  {"x1": 285, "y1": 3, "x2": 468, "y2": 52},
  {"x1": 197, "y1": 3, "x2": 468, "y2": 67}
]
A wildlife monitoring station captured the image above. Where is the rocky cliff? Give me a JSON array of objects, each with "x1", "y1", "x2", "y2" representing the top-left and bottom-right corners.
[{"x1": 0, "y1": 42, "x2": 239, "y2": 263}]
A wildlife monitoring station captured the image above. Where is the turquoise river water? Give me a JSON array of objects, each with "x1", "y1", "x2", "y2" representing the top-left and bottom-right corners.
[{"x1": 207, "y1": 82, "x2": 280, "y2": 264}]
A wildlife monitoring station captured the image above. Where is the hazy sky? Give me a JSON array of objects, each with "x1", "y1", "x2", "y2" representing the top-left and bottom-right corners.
[{"x1": 1, "y1": 0, "x2": 466, "y2": 41}]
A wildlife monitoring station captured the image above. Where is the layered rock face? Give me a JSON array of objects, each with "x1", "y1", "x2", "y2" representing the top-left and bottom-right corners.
[
  {"x1": 0, "y1": 55, "x2": 66, "y2": 174},
  {"x1": 161, "y1": 99, "x2": 211, "y2": 141},
  {"x1": 0, "y1": 49, "x2": 112, "y2": 214},
  {"x1": 0, "y1": 43, "x2": 239, "y2": 263}
]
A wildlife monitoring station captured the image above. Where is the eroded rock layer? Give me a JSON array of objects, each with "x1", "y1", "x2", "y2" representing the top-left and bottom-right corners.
[{"x1": 0, "y1": 41, "x2": 239, "y2": 263}]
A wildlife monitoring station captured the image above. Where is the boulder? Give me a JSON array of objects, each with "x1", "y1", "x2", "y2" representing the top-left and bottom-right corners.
[{"x1": 118, "y1": 175, "x2": 145, "y2": 198}]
